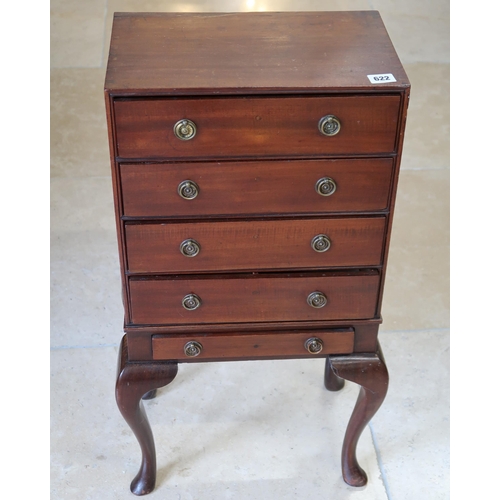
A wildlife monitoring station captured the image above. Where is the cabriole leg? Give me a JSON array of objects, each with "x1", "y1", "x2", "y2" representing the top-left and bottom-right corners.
[
  {"x1": 115, "y1": 336, "x2": 178, "y2": 495},
  {"x1": 324, "y1": 357, "x2": 345, "y2": 391},
  {"x1": 328, "y1": 344, "x2": 389, "y2": 487}
]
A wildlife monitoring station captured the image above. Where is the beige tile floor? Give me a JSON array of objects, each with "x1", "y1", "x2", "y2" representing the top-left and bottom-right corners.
[{"x1": 51, "y1": 1, "x2": 449, "y2": 498}]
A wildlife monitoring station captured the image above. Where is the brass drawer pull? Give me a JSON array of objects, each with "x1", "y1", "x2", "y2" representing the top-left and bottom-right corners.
[
  {"x1": 182, "y1": 293, "x2": 202, "y2": 310},
  {"x1": 304, "y1": 337, "x2": 324, "y2": 354},
  {"x1": 318, "y1": 115, "x2": 341, "y2": 136},
  {"x1": 178, "y1": 180, "x2": 199, "y2": 200},
  {"x1": 307, "y1": 291, "x2": 328, "y2": 308},
  {"x1": 311, "y1": 234, "x2": 331, "y2": 253},
  {"x1": 173, "y1": 119, "x2": 197, "y2": 140},
  {"x1": 184, "y1": 340, "x2": 203, "y2": 357},
  {"x1": 180, "y1": 239, "x2": 201, "y2": 257},
  {"x1": 315, "y1": 177, "x2": 337, "y2": 196}
]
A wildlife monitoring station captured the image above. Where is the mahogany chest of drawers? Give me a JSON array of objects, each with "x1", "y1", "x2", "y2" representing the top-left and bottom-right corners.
[{"x1": 105, "y1": 11, "x2": 410, "y2": 495}]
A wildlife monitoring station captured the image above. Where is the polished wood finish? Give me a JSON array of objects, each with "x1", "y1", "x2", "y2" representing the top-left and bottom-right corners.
[
  {"x1": 152, "y1": 329, "x2": 354, "y2": 361},
  {"x1": 125, "y1": 217, "x2": 386, "y2": 273},
  {"x1": 129, "y1": 272, "x2": 380, "y2": 325},
  {"x1": 328, "y1": 345, "x2": 389, "y2": 486},
  {"x1": 105, "y1": 11, "x2": 409, "y2": 94},
  {"x1": 106, "y1": 11, "x2": 410, "y2": 494},
  {"x1": 114, "y1": 95, "x2": 400, "y2": 159},
  {"x1": 324, "y1": 357, "x2": 345, "y2": 391},
  {"x1": 115, "y1": 336, "x2": 178, "y2": 495},
  {"x1": 124, "y1": 320, "x2": 382, "y2": 361},
  {"x1": 120, "y1": 158, "x2": 394, "y2": 218}
]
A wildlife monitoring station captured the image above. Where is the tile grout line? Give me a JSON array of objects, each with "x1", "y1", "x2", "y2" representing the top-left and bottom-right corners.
[
  {"x1": 399, "y1": 167, "x2": 450, "y2": 171},
  {"x1": 51, "y1": 343, "x2": 119, "y2": 351},
  {"x1": 100, "y1": 0, "x2": 109, "y2": 69},
  {"x1": 51, "y1": 175, "x2": 112, "y2": 180},
  {"x1": 381, "y1": 327, "x2": 449, "y2": 334},
  {"x1": 49, "y1": 166, "x2": 450, "y2": 182},
  {"x1": 369, "y1": 421, "x2": 394, "y2": 500},
  {"x1": 50, "y1": 327, "x2": 449, "y2": 351},
  {"x1": 51, "y1": 66, "x2": 104, "y2": 70},
  {"x1": 400, "y1": 167, "x2": 450, "y2": 171},
  {"x1": 51, "y1": 61, "x2": 451, "y2": 70}
]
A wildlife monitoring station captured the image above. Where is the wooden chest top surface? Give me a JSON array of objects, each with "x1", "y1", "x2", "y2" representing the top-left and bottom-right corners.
[{"x1": 104, "y1": 11, "x2": 409, "y2": 94}]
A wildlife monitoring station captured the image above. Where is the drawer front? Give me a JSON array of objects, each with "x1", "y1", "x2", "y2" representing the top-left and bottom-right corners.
[
  {"x1": 128, "y1": 273, "x2": 380, "y2": 325},
  {"x1": 114, "y1": 96, "x2": 400, "y2": 159},
  {"x1": 120, "y1": 158, "x2": 394, "y2": 217},
  {"x1": 125, "y1": 217, "x2": 386, "y2": 273},
  {"x1": 151, "y1": 329, "x2": 355, "y2": 361}
]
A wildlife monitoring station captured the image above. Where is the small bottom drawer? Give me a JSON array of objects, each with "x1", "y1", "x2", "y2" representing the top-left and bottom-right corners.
[{"x1": 152, "y1": 329, "x2": 354, "y2": 361}]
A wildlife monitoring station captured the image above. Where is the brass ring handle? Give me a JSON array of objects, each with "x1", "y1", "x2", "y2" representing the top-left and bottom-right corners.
[
  {"x1": 315, "y1": 177, "x2": 337, "y2": 196},
  {"x1": 304, "y1": 337, "x2": 324, "y2": 354},
  {"x1": 311, "y1": 234, "x2": 331, "y2": 253},
  {"x1": 180, "y1": 239, "x2": 201, "y2": 258},
  {"x1": 178, "y1": 180, "x2": 199, "y2": 200},
  {"x1": 174, "y1": 119, "x2": 197, "y2": 140},
  {"x1": 307, "y1": 291, "x2": 328, "y2": 308},
  {"x1": 318, "y1": 115, "x2": 341, "y2": 136},
  {"x1": 182, "y1": 293, "x2": 201, "y2": 310},
  {"x1": 184, "y1": 340, "x2": 203, "y2": 357}
]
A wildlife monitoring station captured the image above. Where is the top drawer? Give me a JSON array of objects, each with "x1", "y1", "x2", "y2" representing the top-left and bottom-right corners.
[{"x1": 113, "y1": 95, "x2": 401, "y2": 159}]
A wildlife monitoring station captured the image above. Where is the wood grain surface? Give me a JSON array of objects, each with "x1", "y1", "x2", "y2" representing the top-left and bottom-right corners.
[
  {"x1": 125, "y1": 217, "x2": 386, "y2": 273},
  {"x1": 120, "y1": 158, "x2": 394, "y2": 217},
  {"x1": 114, "y1": 95, "x2": 400, "y2": 159},
  {"x1": 151, "y1": 329, "x2": 355, "y2": 360},
  {"x1": 105, "y1": 11, "x2": 409, "y2": 94},
  {"x1": 129, "y1": 272, "x2": 380, "y2": 325}
]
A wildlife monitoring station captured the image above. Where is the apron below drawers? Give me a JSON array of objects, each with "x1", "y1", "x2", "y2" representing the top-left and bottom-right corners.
[
  {"x1": 151, "y1": 328, "x2": 355, "y2": 361},
  {"x1": 125, "y1": 217, "x2": 386, "y2": 273},
  {"x1": 128, "y1": 271, "x2": 380, "y2": 325}
]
